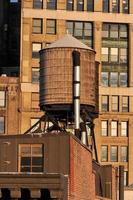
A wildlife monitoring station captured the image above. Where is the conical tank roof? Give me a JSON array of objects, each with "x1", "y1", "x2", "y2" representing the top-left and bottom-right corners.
[{"x1": 45, "y1": 34, "x2": 94, "y2": 51}]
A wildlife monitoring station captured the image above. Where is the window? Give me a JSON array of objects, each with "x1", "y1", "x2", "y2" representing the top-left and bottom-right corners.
[
  {"x1": 0, "y1": 91, "x2": 5, "y2": 107},
  {"x1": 67, "y1": 0, "x2": 74, "y2": 10},
  {"x1": 47, "y1": 0, "x2": 57, "y2": 9},
  {"x1": 101, "y1": 146, "x2": 108, "y2": 162},
  {"x1": 110, "y1": 48, "x2": 118, "y2": 62},
  {"x1": 101, "y1": 121, "x2": 108, "y2": 136},
  {"x1": 112, "y1": 96, "x2": 119, "y2": 112},
  {"x1": 120, "y1": 48, "x2": 127, "y2": 63},
  {"x1": 122, "y1": 0, "x2": 129, "y2": 13},
  {"x1": 119, "y1": 72, "x2": 127, "y2": 87},
  {"x1": 32, "y1": 18, "x2": 42, "y2": 34},
  {"x1": 122, "y1": 96, "x2": 129, "y2": 112},
  {"x1": 101, "y1": 72, "x2": 109, "y2": 86},
  {"x1": 103, "y1": 0, "x2": 109, "y2": 12},
  {"x1": 33, "y1": 0, "x2": 43, "y2": 9},
  {"x1": 111, "y1": 146, "x2": 118, "y2": 162},
  {"x1": 120, "y1": 25, "x2": 128, "y2": 38},
  {"x1": 101, "y1": 96, "x2": 109, "y2": 111},
  {"x1": 120, "y1": 146, "x2": 128, "y2": 162},
  {"x1": 0, "y1": 117, "x2": 5, "y2": 134},
  {"x1": 111, "y1": 121, "x2": 118, "y2": 136},
  {"x1": 102, "y1": 23, "x2": 128, "y2": 88},
  {"x1": 32, "y1": 43, "x2": 42, "y2": 59},
  {"x1": 102, "y1": 48, "x2": 109, "y2": 62},
  {"x1": 110, "y1": 24, "x2": 118, "y2": 38},
  {"x1": 31, "y1": 93, "x2": 39, "y2": 109},
  {"x1": 112, "y1": 0, "x2": 119, "y2": 13},
  {"x1": 87, "y1": 0, "x2": 94, "y2": 11},
  {"x1": 102, "y1": 24, "x2": 109, "y2": 38},
  {"x1": 46, "y1": 19, "x2": 56, "y2": 34},
  {"x1": 110, "y1": 72, "x2": 118, "y2": 87},
  {"x1": 19, "y1": 144, "x2": 43, "y2": 172},
  {"x1": 66, "y1": 21, "x2": 93, "y2": 47},
  {"x1": 121, "y1": 121, "x2": 128, "y2": 136},
  {"x1": 32, "y1": 68, "x2": 39, "y2": 83},
  {"x1": 77, "y1": 0, "x2": 84, "y2": 11}
]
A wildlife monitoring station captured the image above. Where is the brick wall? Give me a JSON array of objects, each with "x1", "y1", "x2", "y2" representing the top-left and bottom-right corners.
[{"x1": 69, "y1": 137, "x2": 95, "y2": 200}]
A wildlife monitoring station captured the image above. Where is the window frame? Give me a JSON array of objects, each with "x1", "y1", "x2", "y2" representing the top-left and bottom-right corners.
[
  {"x1": 0, "y1": 91, "x2": 6, "y2": 107},
  {"x1": 103, "y1": 0, "x2": 109, "y2": 12},
  {"x1": 33, "y1": 0, "x2": 43, "y2": 9},
  {"x1": 77, "y1": 0, "x2": 84, "y2": 11},
  {"x1": 18, "y1": 144, "x2": 43, "y2": 173},
  {"x1": 32, "y1": 42, "x2": 42, "y2": 59},
  {"x1": 111, "y1": 121, "x2": 118, "y2": 136},
  {"x1": 87, "y1": 0, "x2": 94, "y2": 12},
  {"x1": 67, "y1": 0, "x2": 74, "y2": 11},
  {"x1": 120, "y1": 146, "x2": 128, "y2": 162},
  {"x1": 101, "y1": 145, "x2": 108, "y2": 162},
  {"x1": 110, "y1": 146, "x2": 118, "y2": 162},
  {"x1": 101, "y1": 120, "x2": 108, "y2": 136},
  {"x1": 101, "y1": 95, "x2": 109, "y2": 112},
  {"x1": 121, "y1": 121, "x2": 128, "y2": 137},
  {"x1": 47, "y1": 0, "x2": 57, "y2": 10},
  {"x1": 0, "y1": 116, "x2": 5, "y2": 134},
  {"x1": 122, "y1": 96, "x2": 129, "y2": 112},
  {"x1": 46, "y1": 19, "x2": 56, "y2": 35},
  {"x1": 32, "y1": 68, "x2": 39, "y2": 83},
  {"x1": 32, "y1": 18, "x2": 43, "y2": 34},
  {"x1": 112, "y1": 96, "x2": 119, "y2": 112}
]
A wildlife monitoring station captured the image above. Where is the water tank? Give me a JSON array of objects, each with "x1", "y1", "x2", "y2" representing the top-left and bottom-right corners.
[{"x1": 39, "y1": 34, "x2": 98, "y2": 113}]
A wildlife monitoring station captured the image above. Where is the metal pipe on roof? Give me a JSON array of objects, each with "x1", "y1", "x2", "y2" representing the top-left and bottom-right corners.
[{"x1": 73, "y1": 50, "x2": 80, "y2": 139}]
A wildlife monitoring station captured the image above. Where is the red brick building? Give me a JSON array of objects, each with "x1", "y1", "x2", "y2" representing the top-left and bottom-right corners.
[{"x1": 0, "y1": 133, "x2": 117, "y2": 199}]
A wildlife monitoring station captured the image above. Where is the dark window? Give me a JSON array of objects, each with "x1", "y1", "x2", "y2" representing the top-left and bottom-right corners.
[
  {"x1": 120, "y1": 146, "x2": 128, "y2": 162},
  {"x1": 103, "y1": 0, "x2": 109, "y2": 12},
  {"x1": 32, "y1": 18, "x2": 43, "y2": 34},
  {"x1": 32, "y1": 43, "x2": 42, "y2": 59},
  {"x1": 77, "y1": 0, "x2": 84, "y2": 11},
  {"x1": 33, "y1": 0, "x2": 43, "y2": 9},
  {"x1": 110, "y1": 72, "x2": 118, "y2": 87},
  {"x1": 101, "y1": 95, "x2": 109, "y2": 111},
  {"x1": 0, "y1": 117, "x2": 5, "y2": 134},
  {"x1": 32, "y1": 68, "x2": 39, "y2": 83},
  {"x1": 101, "y1": 72, "x2": 109, "y2": 86},
  {"x1": 122, "y1": 96, "x2": 129, "y2": 112},
  {"x1": 112, "y1": 96, "x2": 119, "y2": 112},
  {"x1": 122, "y1": 0, "x2": 129, "y2": 13},
  {"x1": 19, "y1": 144, "x2": 43, "y2": 172},
  {"x1": 111, "y1": 146, "x2": 118, "y2": 162},
  {"x1": 47, "y1": 0, "x2": 57, "y2": 10},
  {"x1": 0, "y1": 91, "x2": 6, "y2": 107},
  {"x1": 67, "y1": 0, "x2": 74, "y2": 10},
  {"x1": 87, "y1": 0, "x2": 94, "y2": 11},
  {"x1": 101, "y1": 121, "x2": 108, "y2": 136},
  {"x1": 46, "y1": 19, "x2": 56, "y2": 34},
  {"x1": 101, "y1": 146, "x2": 108, "y2": 162},
  {"x1": 112, "y1": 0, "x2": 119, "y2": 13}
]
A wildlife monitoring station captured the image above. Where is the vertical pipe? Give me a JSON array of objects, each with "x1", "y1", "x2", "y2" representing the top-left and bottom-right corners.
[
  {"x1": 73, "y1": 50, "x2": 80, "y2": 138},
  {"x1": 119, "y1": 165, "x2": 124, "y2": 200}
]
